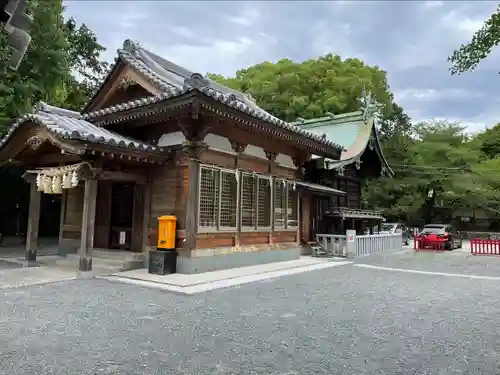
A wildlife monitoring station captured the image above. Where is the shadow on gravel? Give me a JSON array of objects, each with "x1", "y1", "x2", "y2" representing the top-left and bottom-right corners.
[{"x1": 0, "y1": 260, "x2": 23, "y2": 270}]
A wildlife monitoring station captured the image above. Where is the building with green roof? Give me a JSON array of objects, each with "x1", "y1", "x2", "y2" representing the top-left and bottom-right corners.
[{"x1": 293, "y1": 91, "x2": 393, "y2": 239}]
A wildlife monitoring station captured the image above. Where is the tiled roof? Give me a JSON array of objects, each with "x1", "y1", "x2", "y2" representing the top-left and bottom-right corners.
[
  {"x1": 82, "y1": 40, "x2": 344, "y2": 152},
  {"x1": 293, "y1": 109, "x2": 393, "y2": 175},
  {"x1": 0, "y1": 102, "x2": 162, "y2": 153}
]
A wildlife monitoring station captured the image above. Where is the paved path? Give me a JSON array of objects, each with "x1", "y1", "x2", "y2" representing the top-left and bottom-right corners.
[{"x1": 1, "y1": 255, "x2": 500, "y2": 374}]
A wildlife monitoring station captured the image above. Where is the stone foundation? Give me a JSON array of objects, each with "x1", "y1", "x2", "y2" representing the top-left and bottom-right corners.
[{"x1": 175, "y1": 246, "x2": 301, "y2": 274}]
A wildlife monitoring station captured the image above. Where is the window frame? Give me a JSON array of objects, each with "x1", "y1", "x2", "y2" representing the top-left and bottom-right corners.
[
  {"x1": 197, "y1": 165, "x2": 239, "y2": 233},
  {"x1": 240, "y1": 172, "x2": 273, "y2": 232},
  {"x1": 286, "y1": 181, "x2": 299, "y2": 229},
  {"x1": 273, "y1": 178, "x2": 287, "y2": 230}
]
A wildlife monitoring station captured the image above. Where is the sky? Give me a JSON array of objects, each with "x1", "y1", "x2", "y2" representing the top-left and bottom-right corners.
[{"x1": 65, "y1": 0, "x2": 499, "y2": 133}]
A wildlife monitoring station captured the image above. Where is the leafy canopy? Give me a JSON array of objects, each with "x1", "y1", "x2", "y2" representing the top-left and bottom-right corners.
[
  {"x1": 0, "y1": 0, "x2": 108, "y2": 132},
  {"x1": 208, "y1": 54, "x2": 395, "y2": 122},
  {"x1": 448, "y1": 6, "x2": 500, "y2": 74}
]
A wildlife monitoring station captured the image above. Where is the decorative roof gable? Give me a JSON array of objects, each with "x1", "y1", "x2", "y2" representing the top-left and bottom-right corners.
[
  {"x1": 292, "y1": 91, "x2": 393, "y2": 176},
  {"x1": 81, "y1": 40, "x2": 344, "y2": 154},
  {"x1": 0, "y1": 102, "x2": 163, "y2": 156}
]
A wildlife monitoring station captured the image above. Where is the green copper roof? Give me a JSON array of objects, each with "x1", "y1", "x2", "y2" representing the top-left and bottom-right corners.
[
  {"x1": 290, "y1": 110, "x2": 368, "y2": 156},
  {"x1": 291, "y1": 106, "x2": 393, "y2": 176}
]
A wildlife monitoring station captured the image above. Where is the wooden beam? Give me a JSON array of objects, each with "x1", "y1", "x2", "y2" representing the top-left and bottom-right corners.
[
  {"x1": 25, "y1": 183, "x2": 41, "y2": 263},
  {"x1": 79, "y1": 179, "x2": 98, "y2": 271},
  {"x1": 97, "y1": 170, "x2": 148, "y2": 184}
]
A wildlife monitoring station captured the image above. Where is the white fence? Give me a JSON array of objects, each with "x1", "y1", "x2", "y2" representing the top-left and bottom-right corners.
[
  {"x1": 355, "y1": 233, "x2": 402, "y2": 256},
  {"x1": 314, "y1": 232, "x2": 402, "y2": 258}
]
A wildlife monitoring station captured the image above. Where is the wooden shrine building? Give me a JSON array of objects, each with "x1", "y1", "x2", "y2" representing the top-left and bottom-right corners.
[
  {"x1": 0, "y1": 39, "x2": 363, "y2": 273},
  {"x1": 291, "y1": 92, "x2": 394, "y2": 240}
]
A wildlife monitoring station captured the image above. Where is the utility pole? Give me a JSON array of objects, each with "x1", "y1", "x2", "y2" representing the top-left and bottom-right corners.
[{"x1": 1, "y1": 0, "x2": 33, "y2": 70}]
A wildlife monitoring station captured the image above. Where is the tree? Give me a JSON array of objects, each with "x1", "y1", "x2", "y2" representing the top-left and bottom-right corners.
[
  {"x1": 448, "y1": 6, "x2": 500, "y2": 74},
  {"x1": 364, "y1": 120, "x2": 500, "y2": 224},
  {"x1": 471, "y1": 123, "x2": 500, "y2": 159},
  {"x1": 208, "y1": 54, "x2": 395, "y2": 122},
  {"x1": 0, "y1": 0, "x2": 108, "y2": 131}
]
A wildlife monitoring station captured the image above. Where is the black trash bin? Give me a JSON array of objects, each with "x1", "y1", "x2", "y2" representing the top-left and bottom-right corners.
[{"x1": 148, "y1": 249, "x2": 177, "y2": 275}]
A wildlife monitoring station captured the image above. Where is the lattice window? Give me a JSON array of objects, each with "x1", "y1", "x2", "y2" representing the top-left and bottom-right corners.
[
  {"x1": 257, "y1": 177, "x2": 271, "y2": 228},
  {"x1": 287, "y1": 182, "x2": 298, "y2": 227},
  {"x1": 240, "y1": 173, "x2": 257, "y2": 228},
  {"x1": 274, "y1": 178, "x2": 286, "y2": 228},
  {"x1": 199, "y1": 167, "x2": 220, "y2": 228},
  {"x1": 219, "y1": 171, "x2": 238, "y2": 228}
]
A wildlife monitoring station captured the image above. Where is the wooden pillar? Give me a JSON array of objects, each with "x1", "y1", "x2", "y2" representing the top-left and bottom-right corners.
[
  {"x1": 79, "y1": 179, "x2": 98, "y2": 271},
  {"x1": 141, "y1": 174, "x2": 152, "y2": 253},
  {"x1": 182, "y1": 141, "x2": 207, "y2": 253},
  {"x1": 58, "y1": 189, "x2": 67, "y2": 246},
  {"x1": 184, "y1": 156, "x2": 200, "y2": 252},
  {"x1": 26, "y1": 182, "x2": 41, "y2": 262}
]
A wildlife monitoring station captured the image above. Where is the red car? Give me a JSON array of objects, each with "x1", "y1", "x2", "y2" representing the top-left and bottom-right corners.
[{"x1": 419, "y1": 224, "x2": 462, "y2": 250}]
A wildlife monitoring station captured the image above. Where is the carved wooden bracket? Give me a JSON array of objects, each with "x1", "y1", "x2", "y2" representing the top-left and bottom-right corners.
[
  {"x1": 182, "y1": 140, "x2": 208, "y2": 158},
  {"x1": 292, "y1": 153, "x2": 311, "y2": 168},
  {"x1": 355, "y1": 159, "x2": 362, "y2": 170},
  {"x1": 191, "y1": 98, "x2": 201, "y2": 120},
  {"x1": 178, "y1": 121, "x2": 211, "y2": 142},
  {"x1": 117, "y1": 76, "x2": 136, "y2": 90},
  {"x1": 265, "y1": 151, "x2": 278, "y2": 162},
  {"x1": 230, "y1": 140, "x2": 247, "y2": 154},
  {"x1": 26, "y1": 135, "x2": 44, "y2": 150}
]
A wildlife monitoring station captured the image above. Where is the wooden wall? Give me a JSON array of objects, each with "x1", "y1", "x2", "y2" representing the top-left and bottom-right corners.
[
  {"x1": 147, "y1": 161, "x2": 187, "y2": 249},
  {"x1": 193, "y1": 149, "x2": 299, "y2": 253},
  {"x1": 59, "y1": 185, "x2": 84, "y2": 247}
]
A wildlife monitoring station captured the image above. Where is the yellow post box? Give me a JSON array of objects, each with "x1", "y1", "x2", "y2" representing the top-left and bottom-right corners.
[{"x1": 157, "y1": 215, "x2": 177, "y2": 250}]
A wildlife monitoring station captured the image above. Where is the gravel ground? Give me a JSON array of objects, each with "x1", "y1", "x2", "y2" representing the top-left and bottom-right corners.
[
  {"x1": 0, "y1": 259, "x2": 22, "y2": 270},
  {"x1": 1, "y1": 262, "x2": 500, "y2": 374},
  {"x1": 356, "y1": 247, "x2": 500, "y2": 277}
]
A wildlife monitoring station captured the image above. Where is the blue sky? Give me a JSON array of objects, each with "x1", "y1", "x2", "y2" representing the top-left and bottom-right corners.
[{"x1": 65, "y1": 0, "x2": 499, "y2": 133}]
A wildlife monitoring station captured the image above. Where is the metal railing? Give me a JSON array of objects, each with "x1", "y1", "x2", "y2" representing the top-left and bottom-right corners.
[
  {"x1": 314, "y1": 232, "x2": 402, "y2": 258},
  {"x1": 315, "y1": 234, "x2": 347, "y2": 257},
  {"x1": 356, "y1": 233, "x2": 402, "y2": 256}
]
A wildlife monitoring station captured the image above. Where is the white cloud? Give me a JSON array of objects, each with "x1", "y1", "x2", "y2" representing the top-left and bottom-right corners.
[
  {"x1": 229, "y1": 6, "x2": 261, "y2": 27},
  {"x1": 422, "y1": 1, "x2": 444, "y2": 9},
  {"x1": 396, "y1": 88, "x2": 483, "y2": 101}
]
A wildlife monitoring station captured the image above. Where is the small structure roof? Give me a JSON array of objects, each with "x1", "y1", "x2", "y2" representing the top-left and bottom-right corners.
[
  {"x1": 82, "y1": 40, "x2": 343, "y2": 153},
  {"x1": 291, "y1": 93, "x2": 393, "y2": 176},
  {"x1": 0, "y1": 102, "x2": 162, "y2": 154}
]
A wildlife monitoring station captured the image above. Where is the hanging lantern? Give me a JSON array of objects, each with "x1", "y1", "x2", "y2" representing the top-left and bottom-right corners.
[
  {"x1": 52, "y1": 176, "x2": 62, "y2": 194},
  {"x1": 70, "y1": 170, "x2": 79, "y2": 187},
  {"x1": 62, "y1": 173, "x2": 71, "y2": 189},
  {"x1": 292, "y1": 181, "x2": 296, "y2": 191},
  {"x1": 282, "y1": 179, "x2": 286, "y2": 187},
  {"x1": 43, "y1": 176, "x2": 53, "y2": 194}
]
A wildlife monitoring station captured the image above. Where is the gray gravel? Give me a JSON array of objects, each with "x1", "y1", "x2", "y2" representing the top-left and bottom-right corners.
[
  {"x1": 0, "y1": 259, "x2": 22, "y2": 270},
  {"x1": 356, "y1": 248, "x2": 500, "y2": 277},
  {"x1": 1, "y1": 263, "x2": 500, "y2": 374}
]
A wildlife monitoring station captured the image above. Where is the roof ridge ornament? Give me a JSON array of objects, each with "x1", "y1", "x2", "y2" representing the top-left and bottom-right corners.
[
  {"x1": 184, "y1": 73, "x2": 209, "y2": 90},
  {"x1": 358, "y1": 86, "x2": 383, "y2": 123},
  {"x1": 325, "y1": 112, "x2": 336, "y2": 120},
  {"x1": 122, "y1": 39, "x2": 141, "y2": 57}
]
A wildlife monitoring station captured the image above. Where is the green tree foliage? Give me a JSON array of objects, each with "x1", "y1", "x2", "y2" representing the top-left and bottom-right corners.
[
  {"x1": 0, "y1": 0, "x2": 108, "y2": 131},
  {"x1": 364, "y1": 120, "x2": 500, "y2": 224},
  {"x1": 208, "y1": 54, "x2": 394, "y2": 122},
  {"x1": 448, "y1": 6, "x2": 500, "y2": 74}
]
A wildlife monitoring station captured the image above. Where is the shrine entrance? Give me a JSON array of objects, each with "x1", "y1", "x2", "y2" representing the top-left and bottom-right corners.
[
  {"x1": 93, "y1": 180, "x2": 144, "y2": 252},
  {"x1": 109, "y1": 182, "x2": 135, "y2": 250}
]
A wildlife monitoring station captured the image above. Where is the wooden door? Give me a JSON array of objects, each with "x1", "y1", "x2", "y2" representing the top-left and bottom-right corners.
[{"x1": 94, "y1": 180, "x2": 112, "y2": 249}]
